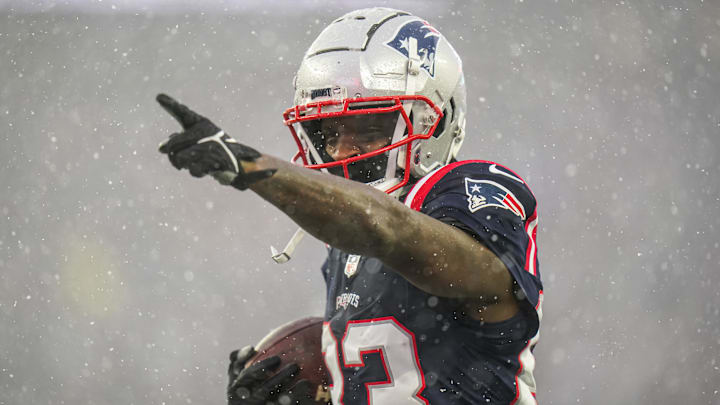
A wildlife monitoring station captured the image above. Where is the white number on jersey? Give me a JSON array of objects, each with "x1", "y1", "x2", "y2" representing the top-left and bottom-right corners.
[{"x1": 322, "y1": 317, "x2": 428, "y2": 405}]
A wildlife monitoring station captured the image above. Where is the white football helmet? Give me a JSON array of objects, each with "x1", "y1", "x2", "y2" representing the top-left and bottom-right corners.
[{"x1": 283, "y1": 7, "x2": 467, "y2": 195}]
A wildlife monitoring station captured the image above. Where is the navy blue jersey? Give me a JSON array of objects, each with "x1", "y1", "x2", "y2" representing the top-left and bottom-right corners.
[{"x1": 320, "y1": 160, "x2": 543, "y2": 405}]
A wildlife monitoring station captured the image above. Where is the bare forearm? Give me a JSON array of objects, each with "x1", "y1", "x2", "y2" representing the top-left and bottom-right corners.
[
  {"x1": 245, "y1": 154, "x2": 400, "y2": 257},
  {"x1": 243, "y1": 154, "x2": 513, "y2": 300}
]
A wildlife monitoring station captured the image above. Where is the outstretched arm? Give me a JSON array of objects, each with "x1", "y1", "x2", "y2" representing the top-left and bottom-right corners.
[
  {"x1": 156, "y1": 94, "x2": 518, "y2": 317},
  {"x1": 245, "y1": 155, "x2": 515, "y2": 303}
]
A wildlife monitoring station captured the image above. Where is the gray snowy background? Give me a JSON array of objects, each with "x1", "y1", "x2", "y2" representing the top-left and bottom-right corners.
[{"x1": 1, "y1": 0, "x2": 719, "y2": 404}]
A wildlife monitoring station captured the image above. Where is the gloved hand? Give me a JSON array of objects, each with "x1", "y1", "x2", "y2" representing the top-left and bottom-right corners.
[
  {"x1": 156, "y1": 93, "x2": 276, "y2": 190},
  {"x1": 227, "y1": 346, "x2": 318, "y2": 405}
]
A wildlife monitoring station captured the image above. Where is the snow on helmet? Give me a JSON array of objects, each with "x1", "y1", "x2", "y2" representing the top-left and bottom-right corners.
[{"x1": 283, "y1": 7, "x2": 467, "y2": 195}]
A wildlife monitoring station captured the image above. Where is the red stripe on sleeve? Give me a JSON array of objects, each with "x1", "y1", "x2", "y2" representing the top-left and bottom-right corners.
[{"x1": 408, "y1": 160, "x2": 480, "y2": 211}]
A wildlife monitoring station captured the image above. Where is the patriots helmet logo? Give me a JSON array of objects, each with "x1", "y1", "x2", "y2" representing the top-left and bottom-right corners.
[
  {"x1": 464, "y1": 178, "x2": 526, "y2": 219},
  {"x1": 386, "y1": 20, "x2": 441, "y2": 78}
]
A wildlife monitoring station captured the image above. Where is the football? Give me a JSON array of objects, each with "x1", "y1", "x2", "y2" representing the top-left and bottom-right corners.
[{"x1": 247, "y1": 316, "x2": 330, "y2": 403}]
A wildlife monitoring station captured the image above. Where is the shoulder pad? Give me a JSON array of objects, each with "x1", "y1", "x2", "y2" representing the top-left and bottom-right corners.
[{"x1": 404, "y1": 160, "x2": 536, "y2": 220}]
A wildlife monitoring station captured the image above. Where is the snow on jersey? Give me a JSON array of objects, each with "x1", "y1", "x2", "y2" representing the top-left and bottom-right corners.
[{"x1": 320, "y1": 160, "x2": 543, "y2": 405}]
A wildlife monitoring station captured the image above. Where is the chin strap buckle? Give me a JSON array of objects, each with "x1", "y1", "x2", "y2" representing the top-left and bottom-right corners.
[{"x1": 271, "y1": 227, "x2": 306, "y2": 264}]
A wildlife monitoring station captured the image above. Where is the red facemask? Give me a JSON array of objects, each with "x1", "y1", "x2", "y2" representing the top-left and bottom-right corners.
[{"x1": 283, "y1": 95, "x2": 443, "y2": 193}]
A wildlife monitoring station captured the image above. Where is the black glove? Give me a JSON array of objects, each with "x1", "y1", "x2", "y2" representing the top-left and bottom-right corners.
[
  {"x1": 227, "y1": 346, "x2": 319, "y2": 405},
  {"x1": 156, "y1": 93, "x2": 276, "y2": 190}
]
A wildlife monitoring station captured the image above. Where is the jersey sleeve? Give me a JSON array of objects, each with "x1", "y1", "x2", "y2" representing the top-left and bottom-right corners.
[{"x1": 404, "y1": 160, "x2": 543, "y2": 308}]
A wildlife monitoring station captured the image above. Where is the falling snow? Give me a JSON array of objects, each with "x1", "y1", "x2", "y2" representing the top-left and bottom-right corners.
[{"x1": 1, "y1": 1, "x2": 719, "y2": 405}]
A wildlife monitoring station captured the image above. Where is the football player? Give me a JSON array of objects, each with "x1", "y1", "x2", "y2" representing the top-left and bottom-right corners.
[{"x1": 158, "y1": 8, "x2": 543, "y2": 405}]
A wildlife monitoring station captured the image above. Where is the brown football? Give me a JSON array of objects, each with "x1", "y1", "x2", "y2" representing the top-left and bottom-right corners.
[{"x1": 246, "y1": 317, "x2": 330, "y2": 403}]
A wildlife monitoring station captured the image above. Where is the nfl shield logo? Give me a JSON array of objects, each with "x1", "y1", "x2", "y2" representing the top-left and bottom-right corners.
[{"x1": 344, "y1": 255, "x2": 361, "y2": 278}]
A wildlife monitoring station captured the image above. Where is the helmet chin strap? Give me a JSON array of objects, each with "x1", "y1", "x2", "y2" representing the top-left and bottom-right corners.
[
  {"x1": 271, "y1": 146, "x2": 309, "y2": 263},
  {"x1": 270, "y1": 227, "x2": 305, "y2": 264},
  {"x1": 271, "y1": 125, "x2": 321, "y2": 264},
  {"x1": 376, "y1": 114, "x2": 406, "y2": 195}
]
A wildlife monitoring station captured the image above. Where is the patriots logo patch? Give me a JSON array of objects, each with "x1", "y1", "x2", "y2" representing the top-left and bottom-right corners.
[
  {"x1": 464, "y1": 178, "x2": 526, "y2": 219},
  {"x1": 386, "y1": 20, "x2": 440, "y2": 78}
]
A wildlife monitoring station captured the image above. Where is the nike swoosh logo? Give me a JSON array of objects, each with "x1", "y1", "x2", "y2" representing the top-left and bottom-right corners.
[{"x1": 489, "y1": 164, "x2": 524, "y2": 183}]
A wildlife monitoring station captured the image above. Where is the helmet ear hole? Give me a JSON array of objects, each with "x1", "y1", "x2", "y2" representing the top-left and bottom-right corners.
[
  {"x1": 433, "y1": 98, "x2": 453, "y2": 139},
  {"x1": 433, "y1": 112, "x2": 447, "y2": 138},
  {"x1": 449, "y1": 97, "x2": 456, "y2": 122}
]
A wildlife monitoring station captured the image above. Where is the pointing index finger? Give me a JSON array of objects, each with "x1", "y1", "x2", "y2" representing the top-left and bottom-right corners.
[{"x1": 156, "y1": 93, "x2": 204, "y2": 129}]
